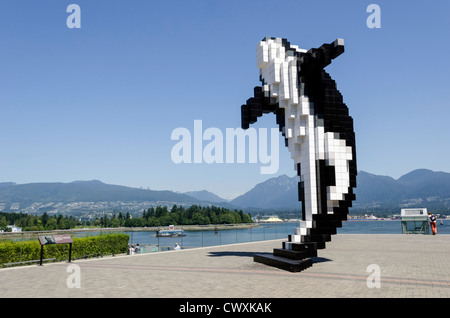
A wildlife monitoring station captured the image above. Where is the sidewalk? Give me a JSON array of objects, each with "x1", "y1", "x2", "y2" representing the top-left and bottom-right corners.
[{"x1": 1, "y1": 234, "x2": 449, "y2": 298}]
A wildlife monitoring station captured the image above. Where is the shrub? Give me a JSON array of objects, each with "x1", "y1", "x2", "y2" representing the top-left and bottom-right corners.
[{"x1": 0, "y1": 233, "x2": 129, "y2": 267}]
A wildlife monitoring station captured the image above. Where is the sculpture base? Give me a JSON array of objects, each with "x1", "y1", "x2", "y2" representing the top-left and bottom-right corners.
[
  {"x1": 254, "y1": 238, "x2": 327, "y2": 272},
  {"x1": 253, "y1": 253, "x2": 313, "y2": 272}
]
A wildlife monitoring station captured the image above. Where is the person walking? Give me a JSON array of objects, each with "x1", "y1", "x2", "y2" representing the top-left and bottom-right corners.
[{"x1": 428, "y1": 212, "x2": 437, "y2": 235}]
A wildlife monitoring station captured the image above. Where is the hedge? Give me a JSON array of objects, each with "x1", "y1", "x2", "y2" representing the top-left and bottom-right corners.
[{"x1": 0, "y1": 233, "x2": 129, "y2": 267}]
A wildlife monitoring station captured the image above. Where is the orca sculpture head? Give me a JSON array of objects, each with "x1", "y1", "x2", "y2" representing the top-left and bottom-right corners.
[{"x1": 241, "y1": 37, "x2": 357, "y2": 248}]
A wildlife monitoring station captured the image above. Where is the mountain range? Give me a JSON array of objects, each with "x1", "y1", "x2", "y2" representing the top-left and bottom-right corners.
[
  {"x1": 0, "y1": 169, "x2": 449, "y2": 216},
  {"x1": 0, "y1": 180, "x2": 202, "y2": 216},
  {"x1": 0, "y1": 180, "x2": 198, "y2": 204},
  {"x1": 229, "y1": 169, "x2": 450, "y2": 214}
]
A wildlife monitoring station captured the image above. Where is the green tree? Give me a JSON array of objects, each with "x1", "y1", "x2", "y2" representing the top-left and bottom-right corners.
[
  {"x1": 26, "y1": 215, "x2": 37, "y2": 228},
  {"x1": 192, "y1": 212, "x2": 210, "y2": 225},
  {"x1": 41, "y1": 212, "x2": 49, "y2": 227},
  {"x1": 46, "y1": 218, "x2": 58, "y2": 230},
  {"x1": 219, "y1": 213, "x2": 236, "y2": 224},
  {"x1": 0, "y1": 216, "x2": 7, "y2": 230},
  {"x1": 58, "y1": 216, "x2": 70, "y2": 229},
  {"x1": 110, "y1": 215, "x2": 120, "y2": 228},
  {"x1": 155, "y1": 206, "x2": 168, "y2": 218}
]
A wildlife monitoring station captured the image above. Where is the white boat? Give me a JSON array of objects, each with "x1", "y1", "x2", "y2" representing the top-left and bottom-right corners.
[{"x1": 155, "y1": 229, "x2": 186, "y2": 237}]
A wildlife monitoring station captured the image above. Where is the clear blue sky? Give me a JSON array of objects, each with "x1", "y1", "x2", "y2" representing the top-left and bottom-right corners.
[{"x1": 0, "y1": 1, "x2": 449, "y2": 199}]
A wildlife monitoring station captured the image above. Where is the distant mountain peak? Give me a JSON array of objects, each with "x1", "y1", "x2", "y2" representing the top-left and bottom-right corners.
[
  {"x1": 70, "y1": 180, "x2": 104, "y2": 184},
  {"x1": 231, "y1": 174, "x2": 298, "y2": 209},
  {"x1": 0, "y1": 182, "x2": 16, "y2": 187},
  {"x1": 184, "y1": 190, "x2": 228, "y2": 203}
]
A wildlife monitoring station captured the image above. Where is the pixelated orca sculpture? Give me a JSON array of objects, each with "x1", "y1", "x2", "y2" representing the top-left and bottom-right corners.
[{"x1": 241, "y1": 37, "x2": 357, "y2": 272}]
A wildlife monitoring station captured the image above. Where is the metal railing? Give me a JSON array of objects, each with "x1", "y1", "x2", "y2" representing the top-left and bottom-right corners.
[{"x1": 0, "y1": 223, "x2": 297, "y2": 268}]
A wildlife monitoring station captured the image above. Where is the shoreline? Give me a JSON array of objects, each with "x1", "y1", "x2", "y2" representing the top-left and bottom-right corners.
[
  {"x1": 125, "y1": 223, "x2": 260, "y2": 232},
  {"x1": 0, "y1": 223, "x2": 261, "y2": 236},
  {"x1": 2, "y1": 218, "x2": 446, "y2": 237}
]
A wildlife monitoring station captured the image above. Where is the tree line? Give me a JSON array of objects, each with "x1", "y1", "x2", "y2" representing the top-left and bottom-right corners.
[
  {"x1": 132, "y1": 205, "x2": 252, "y2": 227},
  {"x1": 0, "y1": 205, "x2": 253, "y2": 232},
  {"x1": 0, "y1": 211, "x2": 82, "y2": 231}
]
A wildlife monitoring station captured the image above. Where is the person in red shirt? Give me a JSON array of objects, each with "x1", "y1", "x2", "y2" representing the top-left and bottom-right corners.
[{"x1": 428, "y1": 212, "x2": 437, "y2": 235}]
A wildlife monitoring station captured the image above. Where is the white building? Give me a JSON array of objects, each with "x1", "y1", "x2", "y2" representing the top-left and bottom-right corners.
[{"x1": 7, "y1": 225, "x2": 22, "y2": 232}]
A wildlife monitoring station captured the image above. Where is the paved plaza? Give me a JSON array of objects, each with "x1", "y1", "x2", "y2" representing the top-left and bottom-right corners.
[{"x1": 1, "y1": 234, "x2": 449, "y2": 298}]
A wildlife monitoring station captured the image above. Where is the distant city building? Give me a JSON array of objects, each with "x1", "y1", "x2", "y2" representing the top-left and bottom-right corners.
[{"x1": 258, "y1": 215, "x2": 283, "y2": 223}]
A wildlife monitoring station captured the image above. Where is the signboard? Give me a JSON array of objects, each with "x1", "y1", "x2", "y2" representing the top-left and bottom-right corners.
[
  {"x1": 401, "y1": 208, "x2": 428, "y2": 217},
  {"x1": 38, "y1": 234, "x2": 73, "y2": 265},
  {"x1": 38, "y1": 234, "x2": 73, "y2": 245}
]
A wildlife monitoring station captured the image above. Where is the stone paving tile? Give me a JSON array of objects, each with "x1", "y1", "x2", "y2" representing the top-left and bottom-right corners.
[{"x1": 1, "y1": 234, "x2": 449, "y2": 298}]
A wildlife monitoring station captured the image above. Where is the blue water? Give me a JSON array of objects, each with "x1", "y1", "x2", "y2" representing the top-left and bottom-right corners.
[
  {"x1": 123, "y1": 220, "x2": 450, "y2": 252},
  {"x1": 340, "y1": 219, "x2": 450, "y2": 234}
]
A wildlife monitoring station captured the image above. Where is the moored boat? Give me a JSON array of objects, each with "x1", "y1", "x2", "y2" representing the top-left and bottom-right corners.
[{"x1": 155, "y1": 226, "x2": 186, "y2": 237}]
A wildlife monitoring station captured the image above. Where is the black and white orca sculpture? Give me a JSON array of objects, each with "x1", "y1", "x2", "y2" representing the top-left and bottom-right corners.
[{"x1": 241, "y1": 37, "x2": 357, "y2": 272}]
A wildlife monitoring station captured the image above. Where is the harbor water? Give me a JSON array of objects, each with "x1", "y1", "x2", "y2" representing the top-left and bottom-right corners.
[
  {"x1": 2, "y1": 220, "x2": 449, "y2": 266},
  {"x1": 125, "y1": 219, "x2": 450, "y2": 253}
]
